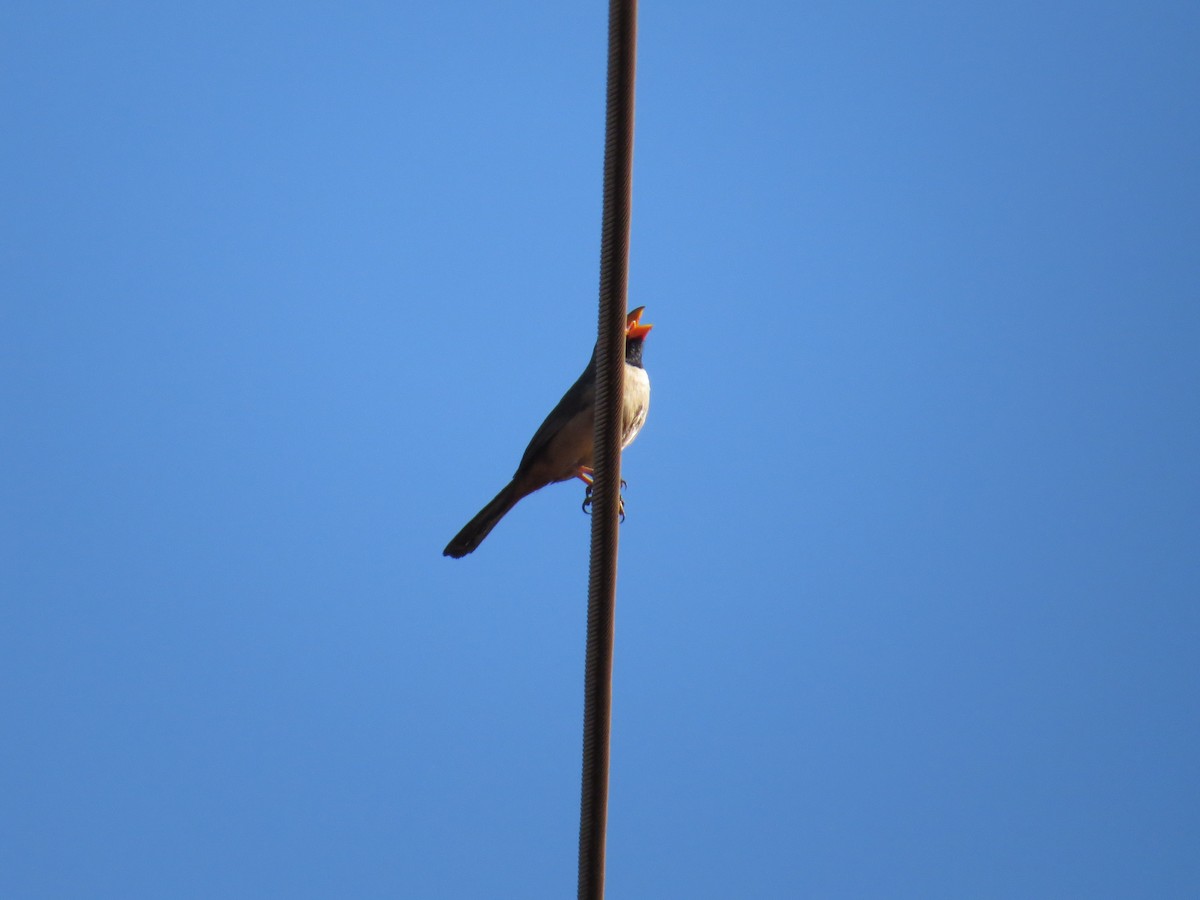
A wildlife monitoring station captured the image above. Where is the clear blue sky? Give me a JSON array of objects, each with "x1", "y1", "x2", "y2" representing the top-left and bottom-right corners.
[{"x1": 3, "y1": 2, "x2": 1198, "y2": 897}]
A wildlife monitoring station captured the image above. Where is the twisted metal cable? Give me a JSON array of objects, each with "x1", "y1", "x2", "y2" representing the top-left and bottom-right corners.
[{"x1": 578, "y1": 1, "x2": 637, "y2": 897}]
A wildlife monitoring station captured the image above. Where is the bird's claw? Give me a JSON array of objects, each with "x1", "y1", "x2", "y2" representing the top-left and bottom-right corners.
[{"x1": 582, "y1": 480, "x2": 627, "y2": 522}]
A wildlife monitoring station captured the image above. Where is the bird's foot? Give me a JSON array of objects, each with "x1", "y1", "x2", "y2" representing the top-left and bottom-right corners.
[{"x1": 581, "y1": 479, "x2": 628, "y2": 522}]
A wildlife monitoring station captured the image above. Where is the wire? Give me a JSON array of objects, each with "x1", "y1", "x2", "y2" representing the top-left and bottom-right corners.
[{"x1": 578, "y1": 1, "x2": 638, "y2": 897}]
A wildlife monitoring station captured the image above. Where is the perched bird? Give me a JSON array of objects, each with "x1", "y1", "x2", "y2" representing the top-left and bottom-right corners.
[{"x1": 443, "y1": 307, "x2": 653, "y2": 558}]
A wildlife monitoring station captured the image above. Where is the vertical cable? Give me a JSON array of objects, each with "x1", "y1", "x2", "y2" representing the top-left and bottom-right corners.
[{"x1": 578, "y1": 1, "x2": 637, "y2": 898}]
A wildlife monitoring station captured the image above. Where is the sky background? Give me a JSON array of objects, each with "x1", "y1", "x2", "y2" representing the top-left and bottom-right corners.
[{"x1": 3, "y1": 1, "x2": 1198, "y2": 897}]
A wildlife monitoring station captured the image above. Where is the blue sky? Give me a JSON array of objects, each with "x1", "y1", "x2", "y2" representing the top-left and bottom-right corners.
[{"x1": 3, "y1": 1, "x2": 1198, "y2": 896}]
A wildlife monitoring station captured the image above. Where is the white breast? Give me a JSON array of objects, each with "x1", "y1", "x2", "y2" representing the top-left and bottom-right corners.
[{"x1": 621, "y1": 364, "x2": 651, "y2": 449}]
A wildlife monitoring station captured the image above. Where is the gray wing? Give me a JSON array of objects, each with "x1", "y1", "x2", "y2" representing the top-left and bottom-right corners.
[{"x1": 515, "y1": 358, "x2": 596, "y2": 475}]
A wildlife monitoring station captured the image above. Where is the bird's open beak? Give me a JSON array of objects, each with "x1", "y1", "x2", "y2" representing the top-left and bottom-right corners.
[{"x1": 626, "y1": 306, "x2": 653, "y2": 340}]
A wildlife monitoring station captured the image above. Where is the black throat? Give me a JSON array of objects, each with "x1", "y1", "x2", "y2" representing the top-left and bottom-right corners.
[{"x1": 624, "y1": 337, "x2": 646, "y2": 369}]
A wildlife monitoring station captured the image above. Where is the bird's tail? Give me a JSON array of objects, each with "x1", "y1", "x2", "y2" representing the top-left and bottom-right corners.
[{"x1": 442, "y1": 481, "x2": 525, "y2": 558}]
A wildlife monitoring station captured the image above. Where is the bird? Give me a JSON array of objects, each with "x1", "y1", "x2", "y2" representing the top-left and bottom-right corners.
[{"x1": 443, "y1": 306, "x2": 653, "y2": 558}]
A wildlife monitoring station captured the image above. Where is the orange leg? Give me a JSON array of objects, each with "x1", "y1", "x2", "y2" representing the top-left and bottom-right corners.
[{"x1": 579, "y1": 467, "x2": 627, "y2": 521}]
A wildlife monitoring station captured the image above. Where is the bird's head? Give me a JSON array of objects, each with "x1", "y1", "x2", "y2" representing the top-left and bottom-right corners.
[{"x1": 625, "y1": 306, "x2": 652, "y2": 368}]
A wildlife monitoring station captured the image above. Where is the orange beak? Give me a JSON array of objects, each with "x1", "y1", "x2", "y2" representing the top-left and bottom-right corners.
[{"x1": 626, "y1": 306, "x2": 653, "y2": 340}]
